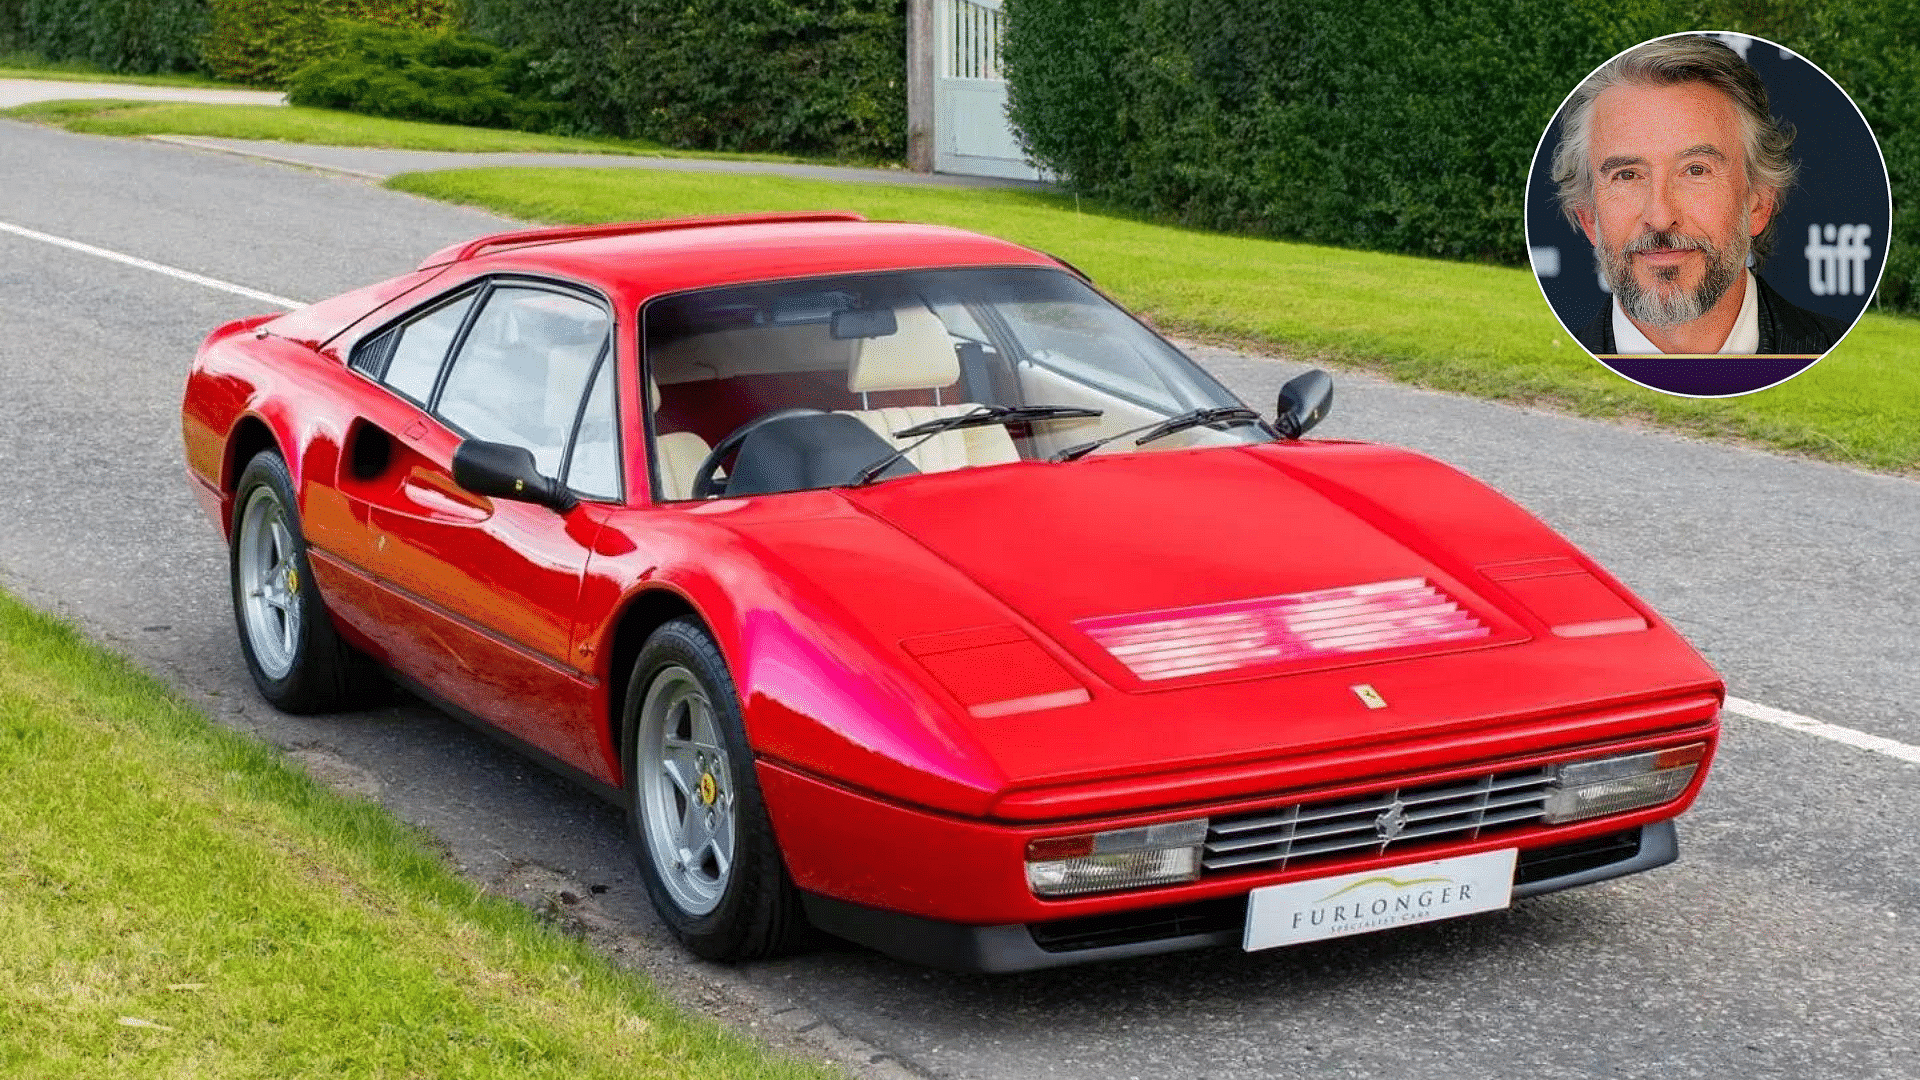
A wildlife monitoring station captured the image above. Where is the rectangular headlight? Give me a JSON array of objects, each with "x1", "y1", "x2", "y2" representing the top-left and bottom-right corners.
[
  {"x1": 1542, "y1": 742, "x2": 1705, "y2": 824},
  {"x1": 1026, "y1": 819, "x2": 1209, "y2": 898}
]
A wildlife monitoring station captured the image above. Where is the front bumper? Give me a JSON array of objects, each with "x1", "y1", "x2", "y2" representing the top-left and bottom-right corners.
[{"x1": 802, "y1": 821, "x2": 1675, "y2": 973}]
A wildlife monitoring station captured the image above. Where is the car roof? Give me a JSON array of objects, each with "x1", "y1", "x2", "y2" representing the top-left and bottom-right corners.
[{"x1": 435, "y1": 216, "x2": 1063, "y2": 303}]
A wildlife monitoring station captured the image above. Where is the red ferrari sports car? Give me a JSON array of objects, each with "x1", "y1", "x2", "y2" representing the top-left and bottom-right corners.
[{"x1": 182, "y1": 213, "x2": 1722, "y2": 972}]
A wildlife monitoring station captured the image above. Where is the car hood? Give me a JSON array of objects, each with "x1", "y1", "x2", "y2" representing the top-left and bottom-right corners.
[
  {"x1": 710, "y1": 442, "x2": 1718, "y2": 815},
  {"x1": 841, "y1": 446, "x2": 1533, "y2": 691}
]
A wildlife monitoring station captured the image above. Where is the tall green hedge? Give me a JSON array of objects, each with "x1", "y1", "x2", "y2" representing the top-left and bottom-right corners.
[
  {"x1": 463, "y1": 0, "x2": 906, "y2": 160},
  {"x1": 203, "y1": 0, "x2": 454, "y2": 86},
  {"x1": 1, "y1": 0, "x2": 209, "y2": 73},
  {"x1": 1002, "y1": 0, "x2": 1917, "y2": 311},
  {"x1": 0, "y1": 0, "x2": 454, "y2": 83},
  {"x1": 1003, "y1": 0, "x2": 1702, "y2": 262},
  {"x1": 0, "y1": 0, "x2": 22, "y2": 53},
  {"x1": 1789, "y1": 5, "x2": 1920, "y2": 312}
]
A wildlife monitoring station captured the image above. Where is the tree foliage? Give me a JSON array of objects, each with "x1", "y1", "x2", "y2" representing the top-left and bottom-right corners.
[
  {"x1": 203, "y1": 0, "x2": 455, "y2": 86},
  {"x1": 286, "y1": 21, "x2": 564, "y2": 131}
]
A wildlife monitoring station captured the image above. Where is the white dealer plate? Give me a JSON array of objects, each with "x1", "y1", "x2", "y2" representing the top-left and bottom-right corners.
[{"x1": 1243, "y1": 848, "x2": 1518, "y2": 951}]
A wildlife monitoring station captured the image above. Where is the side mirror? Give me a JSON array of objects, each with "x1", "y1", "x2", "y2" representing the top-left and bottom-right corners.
[
  {"x1": 452, "y1": 439, "x2": 578, "y2": 513},
  {"x1": 1274, "y1": 369, "x2": 1334, "y2": 439}
]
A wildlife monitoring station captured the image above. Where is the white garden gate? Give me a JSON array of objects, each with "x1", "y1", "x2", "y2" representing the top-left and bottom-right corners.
[{"x1": 932, "y1": 0, "x2": 1043, "y2": 180}]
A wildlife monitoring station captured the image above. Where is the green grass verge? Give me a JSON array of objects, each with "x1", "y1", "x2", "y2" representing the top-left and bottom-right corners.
[
  {"x1": 387, "y1": 167, "x2": 1920, "y2": 474},
  {"x1": 1, "y1": 99, "x2": 834, "y2": 164},
  {"x1": 0, "y1": 54, "x2": 235, "y2": 89},
  {"x1": 0, "y1": 588, "x2": 838, "y2": 1080}
]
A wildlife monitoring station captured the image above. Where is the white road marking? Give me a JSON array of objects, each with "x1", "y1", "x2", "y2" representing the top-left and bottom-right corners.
[
  {"x1": 1724, "y1": 695, "x2": 1920, "y2": 766},
  {"x1": 0, "y1": 219, "x2": 306, "y2": 309},
  {"x1": 6, "y1": 217, "x2": 1916, "y2": 772}
]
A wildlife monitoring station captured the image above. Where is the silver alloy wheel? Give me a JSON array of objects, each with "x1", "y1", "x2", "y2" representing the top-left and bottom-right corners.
[
  {"x1": 235, "y1": 483, "x2": 302, "y2": 681},
  {"x1": 636, "y1": 664, "x2": 736, "y2": 916}
]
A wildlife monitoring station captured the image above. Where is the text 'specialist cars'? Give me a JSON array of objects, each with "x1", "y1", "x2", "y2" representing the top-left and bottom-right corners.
[{"x1": 182, "y1": 213, "x2": 1723, "y2": 972}]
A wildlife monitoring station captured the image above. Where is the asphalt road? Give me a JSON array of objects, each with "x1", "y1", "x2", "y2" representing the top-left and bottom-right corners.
[{"x1": 2, "y1": 118, "x2": 1916, "y2": 1080}]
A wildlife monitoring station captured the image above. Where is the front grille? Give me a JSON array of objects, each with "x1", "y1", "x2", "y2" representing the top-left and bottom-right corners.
[{"x1": 1203, "y1": 767, "x2": 1553, "y2": 874}]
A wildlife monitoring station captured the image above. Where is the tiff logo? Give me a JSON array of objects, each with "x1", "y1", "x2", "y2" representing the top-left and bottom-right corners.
[{"x1": 1805, "y1": 224, "x2": 1873, "y2": 296}]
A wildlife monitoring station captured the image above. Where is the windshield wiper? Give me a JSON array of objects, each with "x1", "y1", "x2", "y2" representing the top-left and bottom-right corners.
[
  {"x1": 1050, "y1": 406, "x2": 1269, "y2": 463},
  {"x1": 850, "y1": 404, "x2": 1105, "y2": 487},
  {"x1": 890, "y1": 403, "x2": 1103, "y2": 438}
]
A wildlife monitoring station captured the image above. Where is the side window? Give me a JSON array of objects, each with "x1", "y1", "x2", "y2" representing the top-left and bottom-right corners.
[
  {"x1": 435, "y1": 286, "x2": 610, "y2": 476},
  {"x1": 563, "y1": 356, "x2": 621, "y2": 501},
  {"x1": 376, "y1": 292, "x2": 477, "y2": 404}
]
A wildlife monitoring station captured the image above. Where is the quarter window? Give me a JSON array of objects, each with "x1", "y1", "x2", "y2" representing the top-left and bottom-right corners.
[{"x1": 380, "y1": 292, "x2": 476, "y2": 404}]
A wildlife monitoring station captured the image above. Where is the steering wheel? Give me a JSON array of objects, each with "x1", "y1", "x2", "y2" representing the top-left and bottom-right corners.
[{"x1": 689, "y1": 408, "x2": 828, "y2": 499}]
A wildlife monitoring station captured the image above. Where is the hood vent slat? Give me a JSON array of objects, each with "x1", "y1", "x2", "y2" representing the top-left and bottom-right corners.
[{"x1": 1080, "y1": 577, "x2": 1492, "y2": 682}]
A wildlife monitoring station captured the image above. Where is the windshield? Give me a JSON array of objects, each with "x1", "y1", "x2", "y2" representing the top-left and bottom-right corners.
[{"x1": 643, "y1": 266, "x2": 1262, "y2": 500}]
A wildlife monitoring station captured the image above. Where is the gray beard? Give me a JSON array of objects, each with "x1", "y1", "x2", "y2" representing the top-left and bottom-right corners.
[{"x1": 1601, "y1": 228, "x2": 1746, "y2": 329}]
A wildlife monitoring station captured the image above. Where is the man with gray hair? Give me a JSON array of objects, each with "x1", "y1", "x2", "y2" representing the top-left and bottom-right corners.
[{"x1": 1551, "y1": 34, "x2": 1843, "y2": 356}]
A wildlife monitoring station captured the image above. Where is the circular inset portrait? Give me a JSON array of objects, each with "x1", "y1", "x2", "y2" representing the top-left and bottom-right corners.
[{"x1": 1525, "y1": 32, "x2": 1890, "y2": 397}]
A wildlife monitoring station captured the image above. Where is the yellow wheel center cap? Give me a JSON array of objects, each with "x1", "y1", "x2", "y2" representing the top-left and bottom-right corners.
[
  {"x1": 698, "y1": 772, "x2": 718, "y2": 806},
  {"x1": 285, "y1": 568, "x2": 299, "y2": 595}
]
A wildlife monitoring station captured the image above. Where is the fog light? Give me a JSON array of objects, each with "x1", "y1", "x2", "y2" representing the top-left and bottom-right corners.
[
  {"x1": 1026, "y1": 819, "x2": 1209, "y2": 897},
  {"x1": 1543, "y1": 742, "x2": 1705, "y2": 823}
]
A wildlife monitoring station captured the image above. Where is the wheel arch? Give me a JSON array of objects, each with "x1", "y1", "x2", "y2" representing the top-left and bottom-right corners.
[
  {"x1": 224, "y1": 414, "x2": 283, "y2": 496},
  {"x1": 603, "y1": 585, "x2": 709, "y2": 766}
]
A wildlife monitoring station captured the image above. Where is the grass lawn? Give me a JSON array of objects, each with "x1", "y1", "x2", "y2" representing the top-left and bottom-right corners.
[
  {"x1": 2, "y1": 99, "x2": 834, "y2": 164},
  {"x1": 0, "y1": 589, "x2": 838, "y2": 1080},
  {"x1": 388, "y1": 168, "x2": 1920, "y2": 474}
]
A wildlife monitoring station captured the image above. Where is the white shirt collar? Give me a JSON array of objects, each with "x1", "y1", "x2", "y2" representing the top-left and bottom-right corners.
[{"x1": 1611, "y1": 270, "x2": 1760, "y2": 354}]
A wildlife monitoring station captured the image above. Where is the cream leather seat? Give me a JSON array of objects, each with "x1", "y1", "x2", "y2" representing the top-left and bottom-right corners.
[
  {"x1": 843, "y1": 306, "x2": 1018, "y2": 472},
  {"x1": 648, "y1": 374, "x2": 712, "y2": 501}
]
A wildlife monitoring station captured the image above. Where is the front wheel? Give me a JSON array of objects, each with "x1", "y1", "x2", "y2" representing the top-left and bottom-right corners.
[
  {"x1": 623, "y1": 617, "x2": 807, "y2": 960},
  {"x1": 229, "y1": 449, "x2": 366, "y2": 713}
]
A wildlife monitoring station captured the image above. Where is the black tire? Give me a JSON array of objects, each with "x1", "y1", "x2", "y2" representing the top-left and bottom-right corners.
[
  {"x1": 228, "y1": 449, "x2": 368, "y2": 713},
  {"x1": 622, "y1": 616, "x2": 808, "y2": 961}
]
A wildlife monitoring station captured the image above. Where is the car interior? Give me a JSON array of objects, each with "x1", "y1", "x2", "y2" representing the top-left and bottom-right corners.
[{"x1": 644, "y1": 267, "x2": 1258, "y2": 501}]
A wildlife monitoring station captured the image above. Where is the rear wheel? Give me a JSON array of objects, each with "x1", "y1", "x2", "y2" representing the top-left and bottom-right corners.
[
  {"x1": 624, "y1": 617, "x2": 807, "y2": 960},
  {"x1": 229, "y1": 449, "x2": 367, "y2": 713}
]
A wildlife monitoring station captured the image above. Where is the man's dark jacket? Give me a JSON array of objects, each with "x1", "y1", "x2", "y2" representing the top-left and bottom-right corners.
[{"x1": 1574, "y1": 274, "x2": 1847, "y2": 354}]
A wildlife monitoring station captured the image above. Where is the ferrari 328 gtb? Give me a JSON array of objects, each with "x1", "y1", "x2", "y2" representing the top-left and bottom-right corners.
[{"x1": 182, "y1": 213, "x2": 1722, "y2": 971}]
